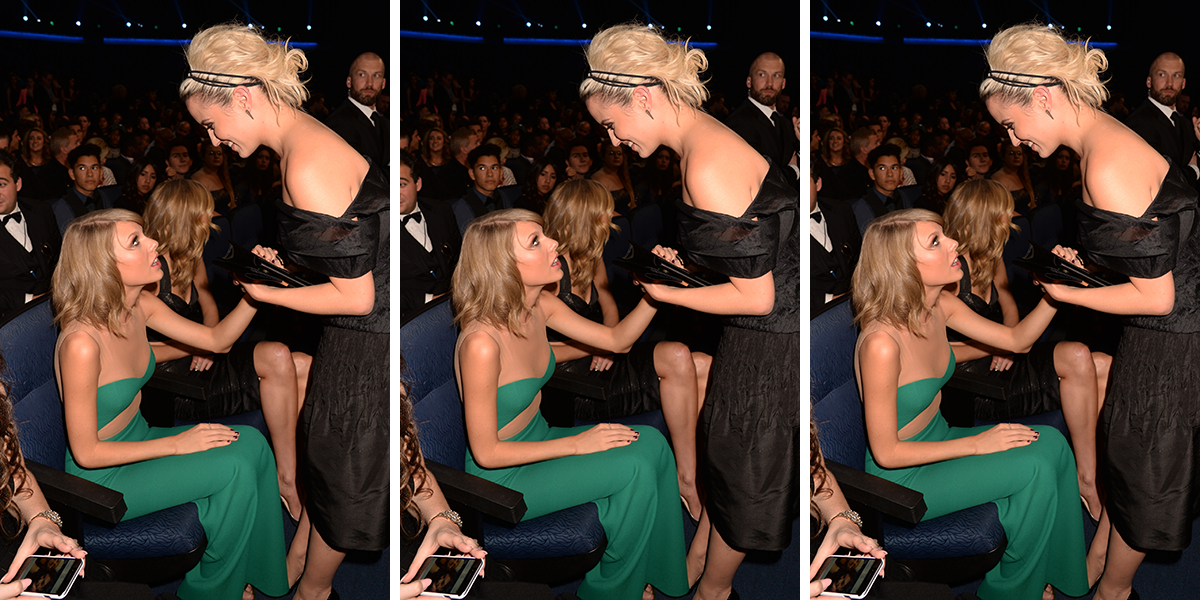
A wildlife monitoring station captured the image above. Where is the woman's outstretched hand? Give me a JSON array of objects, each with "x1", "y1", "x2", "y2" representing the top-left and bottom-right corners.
[
  {"x1": 574, "y1": 423, "x2": 639, "y2": 455},
  {"x1": 973, "y1": 423, "x2": 1038, "y2": 455},
  {"x1": 173, "y1": 423, "x2": 239, "y2": 455}
]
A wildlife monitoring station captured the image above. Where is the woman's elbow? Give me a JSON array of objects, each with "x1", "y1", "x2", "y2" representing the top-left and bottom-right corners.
[
  {"x1": 1150, "y1": 294, "x2": 1174, "y2": 316},
  {"x1": 348, "y1": 292, "x2": 375, "y2": 316},
  {"x1": 748, "y1": 293, "x2": 774, "y2": 316}
]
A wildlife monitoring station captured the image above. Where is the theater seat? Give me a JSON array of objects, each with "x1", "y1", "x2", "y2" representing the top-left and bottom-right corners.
[
  {"x1": 0, "y1": 296, "x2": 207, "y2": 585},
  {"x1": 810, "y1": 297, "x2": 1007, "y2": 584},
  {"x1": 401, "y1": 296, "x2": 607, "y2": 585}
]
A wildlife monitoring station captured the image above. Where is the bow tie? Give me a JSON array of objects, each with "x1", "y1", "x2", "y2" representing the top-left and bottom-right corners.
[
  {"x1": 1, "y1": 212, "x2": 20, "y2": 226},
  {"x1": 402, "y1": 212, "x2": 423, "y2": 225},
  {"x1": 810, "y1": 211, "x2": 822, "y2": 224}
]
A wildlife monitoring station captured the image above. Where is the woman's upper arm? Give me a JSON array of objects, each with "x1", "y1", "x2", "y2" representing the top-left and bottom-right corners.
[
  {"x1": 542, "y1": 292, "x2": 617, "y2": 349},
  {"x1": 141, "y1": 292, "x2": 222, "y2": 350},
  {"x1": 458, "y1": 332, "x2": 502, "y2": 464},
  {"x1": 58, "y1": 332, "x2": 101, "y2": 454},
  {"x1": 941, "y1": 292, "x2": 1016, "y2": 349},
  {"x1": 858, "y1": 332, "x2": 902, "y2": 462}
]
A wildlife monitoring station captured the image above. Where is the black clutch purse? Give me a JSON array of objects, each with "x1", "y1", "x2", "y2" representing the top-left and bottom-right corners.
[
  {"x1": 1012, "y1": 242, "x2": 1112, "y2": 288},
  {"x1": 612, "y1": 242, "x2": 712, "y2": 288},
  {"x1": 213, "y1": 242, "x2": 312, "y2": 288}
]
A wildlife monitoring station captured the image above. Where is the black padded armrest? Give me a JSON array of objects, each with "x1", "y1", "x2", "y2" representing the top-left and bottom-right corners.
[
  {"x1": 426, "y1": 459, "x2": 527, "y2": 525},
  {"x1": 826, "y1": 459, "x2": 926, "y2": 525},
  {"x1": 145, "y1": 370, "x2": 210, "y2": 401},
  {"x1": 944, "y1": 370, "x2": 1009, "y2": 401},
  {"x1": 544, "y1": 370, "x2": 610, "y2": 401},
  {"x1": 27, "y1": 460, "x2": 127, "y2": 524}
]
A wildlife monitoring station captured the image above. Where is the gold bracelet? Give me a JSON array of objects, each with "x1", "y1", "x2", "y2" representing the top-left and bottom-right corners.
[
  {"x1": 830, "y1": 509, "x2": 862, "y2": 529},
  {"x1": 430, "y1": 509, "x2": 462, "y2": 529},
  {"x1": 31, "y1": 509, "x2": 62, "y2": 530}
]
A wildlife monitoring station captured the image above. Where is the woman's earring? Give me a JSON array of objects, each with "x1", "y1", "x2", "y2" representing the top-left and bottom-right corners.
[
  {"x1": 245, "y1": 110, "x2": 255, "y2": 120},
  {"x1": 645, "y1": 109, "x2": 654, "y2": 120},
  {"x1": 1044, "y1": 109, "x2": 1054, "y2": 120}
]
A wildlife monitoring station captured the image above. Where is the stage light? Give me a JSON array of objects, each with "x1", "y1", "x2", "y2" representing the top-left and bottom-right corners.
[
  {"x1": 449, "y1": 21, "x2": 454, "y2": 25},
  {"x1": 925, "y1": 21, "x2": 931, "y2": 27},
  {"x1": 823, "y1": 16, "x2": 828, "y2": 21},
  {"x1": 423, "y1": 16, "x2": 428, "y2": 21},
  {"x1": 22, "y1": 16, "x2": 27, "y2": 22},
  {"x1": 306, "y1": 25, "x2": 311, "y2": 30},
  {"x1": 476, "y1": 21, "x2": 481, "y2": 26},
  {"x1": 707, "y1": 25, "x2": 712, "y2": 30},
  {"x1": 876, "y1": 21, "x2": 880, "y2": 26},
  {"x1": 527, "y1": 22, "x2": 532, "y2": 27},
  {"x1": 76, "y1": 21, "x2": 80, "y2": 26},
  {"x1": 582, "y1": 23, "x2": 587, "y2": 28},
  {"x1": 182, "y1": 23, "x2": 187, "y2": 28},
  {"x1": 1107, "y1": 25, "x2": 1112, "y2": 30},
  {"x1": 982, "y1": 23, "x2": 987, "y2": 28},
  {"x1": 126, "y1": 22, "x2": 132, "y2": 27}
]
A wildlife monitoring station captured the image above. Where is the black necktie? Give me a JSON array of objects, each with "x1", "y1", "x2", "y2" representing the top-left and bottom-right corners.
[
  {"x1": 1172, "y1": 111, "x2": 1190, "y2": 154},
  {"x1": 402, "y1": 212, "x2": 422, "y2": 225},
  {"x1": 810, "y1": 211, "x2": 822, "y2": 224},
  {"x1": 1, "y1": 212, "x2": 21, "y2": 226},
  {"x1": 371, "y1": 112, "x2": 387, "y2": 160}
]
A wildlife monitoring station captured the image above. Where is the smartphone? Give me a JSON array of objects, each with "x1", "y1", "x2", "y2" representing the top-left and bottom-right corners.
[
  {"x1": 416, "y1": 554, "x2": 484, "y2": 599},
  {"x1": 16, "y1": 555, "x2": 83, "y2": 599},
  {"x1": 816, "y1": 554, "x2": 883, "y2": 599}
]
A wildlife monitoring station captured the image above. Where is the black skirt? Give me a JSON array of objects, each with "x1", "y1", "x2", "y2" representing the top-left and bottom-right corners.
[
  {"x1": 163, "y1": 341, "x2": 262, "y2": 420},
  {"x1": 963, "y1": 340, "x2": 1062, "y2": 420},
  {"x1": 702, "y1": 326, "x2": 800, "y2": 552},
  {"x1": 303, "y1": 326, "x2": 389, "y2": 551},
  {"x1": 562, "y1": 341, "x2": 662, "y2": 420}
]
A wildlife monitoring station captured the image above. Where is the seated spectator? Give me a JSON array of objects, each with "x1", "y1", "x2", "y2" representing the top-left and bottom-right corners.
[
  {"x1": 633, "y1": 145, "x2": 682, "y2": 204},
  {"x1": 482, "y1": 137, "x2": 518, "y2": 186},
  {"x1": 142, "y1": 178, "x2": 312, "y2": 524},
  {"x1": 448, "y1": 143, "x2": 519, "y2": 235},
  {"x1": 419, "y1": 127, "x2": 449, "y2": 172},
  {"x1": 48, "y1": 143, "x2": 118, "y2": 235},
  {"x1": 990, "y1": 139, "x2": 1043, "y2": 215},
  {"x1": 505, "y1": 133, "x2": 544, "y2": 185},
  {"x1": 848, "y1": 143, "x2": 918, "y2": 235},
  {"x1": 84, "y1": 137, "x2": 119, "y2": 186},
  {"x1": 809, "y1": 158, "x2": 860, "y2": 314},
  {"x1": 234, "y1": 146, "x2": 283, "y2": 205},
  {"x1": 913, "y1": 156, "x2": 962, "y2": 214},
  {"x1": 430, "y1": 127, "x2": 480, "y2": 201},
  {"x1": 965, "y1": 139, "x2": 993, "y2": 180},
  {"x1": 165, "y1": 140, "x2": 193, "y2": 180},
  {"x1": 0, "y1": 151, "x2": 60, "y2": 319},
  {"x1": 1034, "y1": 145, "x2": 1083, "y2": 204},
  {"x1": 30, "y1": 128, "x2": 79, "y2": 201},
  {"x1": 512, "y1": 156, "x2": 562, "y2": 215},
  {"x1": 399, "y1": 151, "x2": 460, "y2": 320},
  {"x1": 884, "y1": 137, "x2": 918, "y2": 186},
  {"x1": 17, "y1": 127, "x2": 49, "y2": 174},
  {"x1": 942, "y1": 178, "x2": 1110, "y2": 522},
  {"x1": 565, "y1": 140, "x2": 593, "y2": 180},
  {"x1": 190, "y1": 139, "x2": 240, "y2": 215},
  {"x1": 543, "y1": 178, "x2": 712, "y2": 521},
  {"x1": 106, "y1": 133, "x2": 145, "y2": 185},
  {"x1": 828, "y1": 126, "x2": 877, "y2": 200},
  {"x1": 113, "y1": 156, "x2": 162, "y2": 215},
  {"x1": 590, "y1": 139, "x2": 641, "y2": 215}
]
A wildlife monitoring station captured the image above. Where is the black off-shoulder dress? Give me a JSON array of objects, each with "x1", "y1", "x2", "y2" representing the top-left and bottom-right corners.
[
  {"x1": 1076, "y1": 160, "x2": 1200, "y2": 552},
  {"x1": 675, "y1": 160, "x2": 800, "y2": 551},
  {"x1": 276, "y1": 161, "x2": 390, "y2": 551}
]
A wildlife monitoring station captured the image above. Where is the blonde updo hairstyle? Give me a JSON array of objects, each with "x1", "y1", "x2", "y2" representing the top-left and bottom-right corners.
[
  {"x1": 543, "y1": 179, "x2": 619, "y2": 294},
  {"x1": 52, "y1": 209, "x2": 145, "y2": 335},
  {"x1": 580, "y1": 24, "x2": 710, "y2": 111},
  {"x1": 179, "y1": 23, "x2": 310, "y2": 111},
  {"x1": 452, "y1": 209, "x2": 544, "y2": 336},
  {"x1": 143, "y1": 179, "x2": 219, "y2": 295},
  {"x1": 942, "y1": 179, "x2": 1018, "y2": 294},
  {"x1": 852, "y1": 209, "x2": 943, "y2": 336},
  {"x1": 979, "y1": 24, "x2": 1109, "y2": 111}
]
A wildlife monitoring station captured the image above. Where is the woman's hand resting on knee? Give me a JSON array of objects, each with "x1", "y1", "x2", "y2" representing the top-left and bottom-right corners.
[
  {"x1": 573, "y1": 423, "x2": 639, "y2": 455},
  {"x1": 173, "y1": 423, "x2": 239, "y2": 455},
  {"x1": 973, "y1": 423, "x2": 1038, "y2": 455}
]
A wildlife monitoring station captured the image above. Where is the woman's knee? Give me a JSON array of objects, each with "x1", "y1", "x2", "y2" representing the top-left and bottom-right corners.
[
  {"x1": 655, "y1": 342, "x2": 695, "y2": 379},
  {"x1": 255, "y1": 342, "x2": 295, "y2": 379},
  {"x1": 1054, "y1": 341, "x2": 1094, "y2": 379}
]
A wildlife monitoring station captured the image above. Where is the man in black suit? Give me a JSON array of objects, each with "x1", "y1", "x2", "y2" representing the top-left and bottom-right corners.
[
  {"x1": 49, "y1": 144, "x2": 118, "y2": 235},
  {"x1": 399, "y1": 151, "x2": 460, "y2": 320},
  {"x1": 810, "y1": 158, "x2": 860, "y2": 315},
  {"x1": 449, "y1": 144, "x2": 519, "y2": 235},
  {"x1": 848, "y1": 144, "x2": 919, "y2": 236},
  {"x1": 725, "y1": 52, "x2": 798, "y2": 182},
  {"x1": 0, "y1": 151, "x2": 60, "y2": 319},
  {"x1": 325, "y1": 52, "x2": 388, "y2": 167},
  {"x1": 1125, "y1": 52, "x2": 1199, "y2": 188}
]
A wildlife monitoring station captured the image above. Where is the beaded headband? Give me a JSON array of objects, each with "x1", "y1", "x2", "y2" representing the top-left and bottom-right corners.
[
  {"x1": 584, "y1": 70, "x2": 662, "y2": 89},
  {"x1": 184, "y1": 70, "x2": 263, "y2": 89},
  {"x1": 984, "y1": 70, "x2": 1062, "y2": 89}
]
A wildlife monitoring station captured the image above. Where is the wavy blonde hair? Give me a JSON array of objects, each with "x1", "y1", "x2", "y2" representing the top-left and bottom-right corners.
[
  {"x1": 980, "y1": 23, "x2": 1109, "y2": 110},
  {"x1": 852, "y1": 209, "x2": 943, "y2": 336},
  {"x1": 179, "y1": 23, "x2": 310, "y2": 110},
  {"x1": 943, "y1": 179, "x2": 1018, "y2": 294},
  {"x1": 452, "y1": 209, "x2": 543, "y2": 336},
  {"x1": 580, "y1": 23, "x2": 710, "y2": 111},
  {"x1": 143, "y1": 179, "x2": 218, "y2": 295},
  {"x1": 52, "y1": 209, "x2": 143, "y2": 335},
  {"x1": 543, "y1": 179, "x2": 618, "y2": 294}
]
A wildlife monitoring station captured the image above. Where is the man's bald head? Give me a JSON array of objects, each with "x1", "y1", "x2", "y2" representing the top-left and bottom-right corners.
[
  {"x1": 1148, "y1": 52, "x2": 1186, "y2": 107},
  {"x1": 747, "y1": 52, "x2": 786, "y2": 107},
  {"x1": 348, "y1": 52, "x2": 387, "y2": 107}
]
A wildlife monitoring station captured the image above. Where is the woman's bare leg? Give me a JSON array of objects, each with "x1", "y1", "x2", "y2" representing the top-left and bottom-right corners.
[
  {"x1": 693, "y1": 523, "x2": 746, "y2": 600},
  {"x1": 653, "y1": 342, "x2": 702, "y2": 520},
  {"x1": 1093, "y1": 521, "x2": 1144, "y2": 600},
  {"x1": 1052, "y1": 341, "x2": 1101, "y2": 519},
  {"x1": 293, "y1": 523, "x2": 346, "y2": 600},
  {"x1": 253, "y1": 342, "x2": 304, "y2": 520}
]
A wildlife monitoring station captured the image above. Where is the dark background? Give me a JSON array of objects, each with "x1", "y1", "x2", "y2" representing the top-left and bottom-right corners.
[
  {"x1": 399, "y1": 0, "x2": 801, "y2": 119},
  {"x1": 812, "y1": 0, "x2": 1200, "y2": 114},
  {"x1": 0, "y1": 1, "x2": 390, "y2": 116}
]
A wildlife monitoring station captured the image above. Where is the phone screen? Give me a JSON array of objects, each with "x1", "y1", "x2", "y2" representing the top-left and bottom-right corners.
[
  {"x1": 17, "y1": 556, "x2": 82, "y2": 597},
  {"x1": 817, "y1": 555, "x2": 882, "y2": 597},
  {"x1": 416, "y1": 555, "x2": 483, "y2": 597}
]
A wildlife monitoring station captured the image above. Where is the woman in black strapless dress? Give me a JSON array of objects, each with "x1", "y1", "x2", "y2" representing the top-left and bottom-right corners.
[
  {"x1": 984, "y1": 24, "x2": 1200, "y2": 600},
  {"x1": 581, "y1": 25, "x2": 799, "y2": 600},
  {"x1": 180, "y1": 24, "x2": 388, "y2": 600}
]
